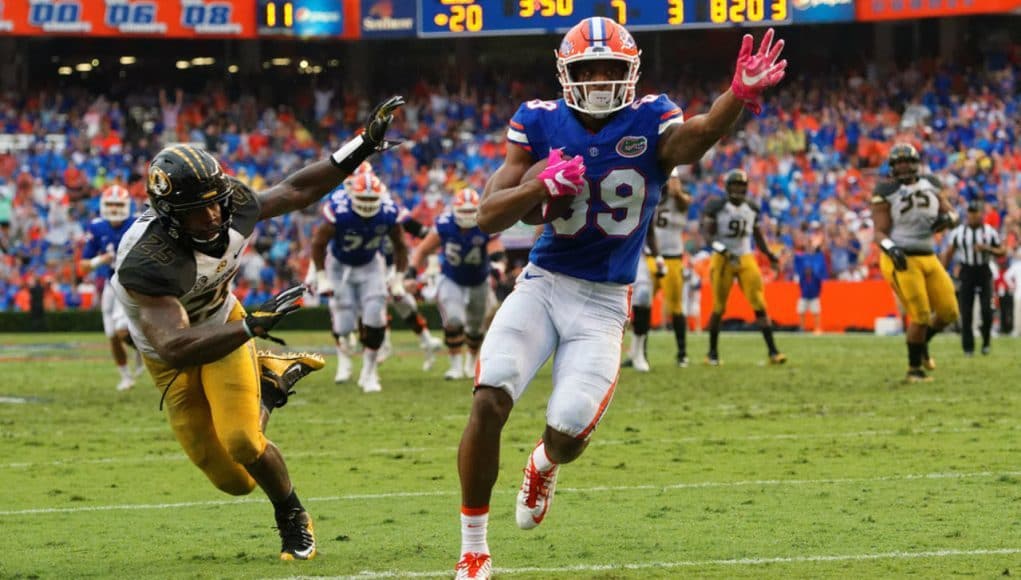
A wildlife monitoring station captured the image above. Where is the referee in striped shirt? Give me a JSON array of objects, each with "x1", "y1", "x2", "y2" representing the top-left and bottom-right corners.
[{"x1": 941, "y1": 200, "x2": 1006, "y2": 356}]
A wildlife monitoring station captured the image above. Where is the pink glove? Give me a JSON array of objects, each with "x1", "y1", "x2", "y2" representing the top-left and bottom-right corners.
[
  {"x1": 730, "y1": 27, "x2": 787, "y2": 115},
  {"x1": 536, "y1": 148, "x2": 585, "y2": 200}
]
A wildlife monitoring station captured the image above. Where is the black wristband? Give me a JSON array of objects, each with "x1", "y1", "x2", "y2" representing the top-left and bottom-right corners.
[{"x1": 330, "y1": 135, "x2": 377, "y2": 174}]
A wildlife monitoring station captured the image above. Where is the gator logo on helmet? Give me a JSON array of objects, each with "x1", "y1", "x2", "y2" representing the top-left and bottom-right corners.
[
  {"x1": 616, "y1": 136, "x2": 647, "y2": 158},
  {"x1": 149, "y1": 166, "x2": 172, "y2": 197},
  {"x1": 620, "y1": 28, "x2": 636, "y2": 50}
]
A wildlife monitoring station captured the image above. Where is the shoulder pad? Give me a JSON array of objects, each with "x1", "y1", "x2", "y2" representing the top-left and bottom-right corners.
[
  {"x1": 871, "y1": 180, "x2": 900, "y2": 203},
  {"x1": 703, "y1": 197, "x2": 725, "y2": 216},
  {"x1": 116, "y1": 222, "x2": 193, "y2": 297},
  {"x1": 230, "y1": 181, "x2": 261, "y2": 236},
  {"x1": 921, "y1": 174, "x2": 943, "y2": 189}
]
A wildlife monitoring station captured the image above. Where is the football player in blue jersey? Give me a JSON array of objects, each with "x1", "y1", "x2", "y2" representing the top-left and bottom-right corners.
[
  {"x1": 79, "y1": 185, "x2": 141, "y2": 391},
  {"x1": 311, "y1": 172, "x2": 409, "y2": 393},
  {"x1": 410, "y1": 188, "x2": 505, "y2": 381},
  {"x1": 452, "y1": 18, "x2": 787, "y2": 579}
]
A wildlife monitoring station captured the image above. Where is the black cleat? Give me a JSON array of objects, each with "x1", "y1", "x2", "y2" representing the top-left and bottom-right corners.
[
  {"x1": 259, "y1": 351, "x2": 325, "y2": 409},
  {"x1": 277, "y1": 508, "x2": 317, "y2": 561},
  {"x1": 903, "y1": 368, "x2": 933, "y2": 384}
]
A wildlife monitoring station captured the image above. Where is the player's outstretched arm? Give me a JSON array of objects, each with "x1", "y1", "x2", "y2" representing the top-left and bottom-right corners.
[
  {"x1": 388, "y1": 224, "x2": 409, "y2": 272},
  {"x1": 257, "y1": 95, "x2": 405, "y2": 220},
  {"x1": 410, "y1": 230, "x2": 441, "y2": 272},
  {"x1": 477, "y1": 144, "x2": 549, "y2": 233},
  {"x1": 129, "y1": 291, "x2": 250, "y2": 368},
  {"x1": 659, "y1": 28, "x2": 786, "y2": 168}
]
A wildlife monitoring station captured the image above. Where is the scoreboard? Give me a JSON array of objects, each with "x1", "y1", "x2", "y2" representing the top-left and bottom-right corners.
[{"x1": 420, "y1": 0, "x2": 790, "y2": 36}]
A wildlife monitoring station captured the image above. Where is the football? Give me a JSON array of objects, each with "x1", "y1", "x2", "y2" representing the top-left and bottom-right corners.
[{"x1": 520, "y1": 158, "x2": 576, "y2": 225}]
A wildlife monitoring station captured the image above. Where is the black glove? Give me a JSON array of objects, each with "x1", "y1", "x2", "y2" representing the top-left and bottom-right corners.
[
  {"x1": 880, "y1": 239, "x2": 908, "y2": 271},
  {"x1": 363, "y1": 95, "x2": 406, "y2": 151},
  {"x1": 930, "y1": 212, "x2": 955, "y2": 233},
  {"x1": 243, "y1": 285, "x2": 304, "y2": 345},
  {"x1": 330, "y1": 95, "x2": 406, "y2": 173}
]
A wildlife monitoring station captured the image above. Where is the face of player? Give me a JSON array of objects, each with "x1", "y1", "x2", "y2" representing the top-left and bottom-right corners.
[
  {"x1": 178, "y1": 200, "x2": 223, "y2": 242},
  {"x1": 569, "y1": 59, "x2": 629, "y2": 115},
  {"x1": 726, "y1": 182, "x2": 747, "y2": 205},
  {"x1": 891, "y1": 160, "x2": 918, "y2": 184}
]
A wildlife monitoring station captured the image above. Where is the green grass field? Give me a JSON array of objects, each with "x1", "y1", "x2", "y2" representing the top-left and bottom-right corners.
[{"x1": 1, "y1": 330, "x2": 1020, "y2": 579}]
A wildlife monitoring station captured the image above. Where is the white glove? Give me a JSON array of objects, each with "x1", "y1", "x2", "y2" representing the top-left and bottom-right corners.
[
  {"x1": 653, "y1": 255, "x2": 667, "y2": 278},
  {"x1": 316, "y1": 270, "x2": 334, "y2": 297},
  {"x1": 388, "y1": 271, "x2": 406, "y2": 297}
]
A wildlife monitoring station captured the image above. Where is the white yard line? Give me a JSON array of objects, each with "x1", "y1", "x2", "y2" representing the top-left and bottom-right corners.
[
  {"x1": 2, "y1": 469, "x2": 1019, "y2": 517},
  {"x1": 274, "y1": 548, "x2": 1021, "y2": 579}
]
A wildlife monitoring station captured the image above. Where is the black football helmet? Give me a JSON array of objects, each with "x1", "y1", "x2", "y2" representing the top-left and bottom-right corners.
[
  {"x1": 146, "y1": 145, "x2": 234, "y2": 253},
  {"x1": 724, "y1": 169, "x2": 749, "y2": 204},
  {"x1": 888, "y1": 143, "x2": 920, "y2": 185}
]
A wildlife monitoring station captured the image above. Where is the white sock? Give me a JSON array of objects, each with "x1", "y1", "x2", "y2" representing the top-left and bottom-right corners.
[
  {"x1": 419, "y1": 329, "x2": 433, "y2": 348},
  {"x1": 530, "y1": 440, "x2": 556, "y2": 472},
  {"x1": 449, "y1": 352, "x2": 463, "y2": 370},
  {"x1": 636, "y1": 334, "x2": 647, "y2": 355},
  {"x1": 460, "y1": 509, "x2": 489, "y2": 555},
  {"x1": 383, "y1": 328, "x2": 392, "y2": 348},
  {"x1": 117, "y1": 365, "x2": 130, "y2": 379},
  {"x1": 363, "y1": 349, "x2": 378, "y2": 374},
  {"x1": 336, "y1": 341, "x2": 349, "y2": 360}
]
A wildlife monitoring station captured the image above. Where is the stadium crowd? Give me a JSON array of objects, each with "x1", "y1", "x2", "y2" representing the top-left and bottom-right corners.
[{"x1": 0, "y1": 40, "x2": 1018, "y2": 330}]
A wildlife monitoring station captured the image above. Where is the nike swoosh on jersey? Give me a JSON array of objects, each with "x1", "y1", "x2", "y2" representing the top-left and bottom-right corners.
[
  {"x1": 741, "y1": 68, "x2": 770, "y2": 86},
  {"x1": 523, "y1": 272, "x2": 543, "y2": 280}
]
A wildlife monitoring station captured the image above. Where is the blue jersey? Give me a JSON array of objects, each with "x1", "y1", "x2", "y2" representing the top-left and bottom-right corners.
[
  {"x1": 82, "y1": 216, "x2": 136, "y2": 280},
  {"x1": 435, "y1": 211, "x2": 494, "y2": 286},
  {"x1": 794, "y1": 251, "x2": 827, "y2": 299},
  {"x1": 380, "y1": 200, "x2": 411, "y2": 267},
  {"x1": 323, "y1": 190, "x2": 398, "y2": 266},
  {"x1": 507, "y1": 95, "x2": 684, "y2": 284}
]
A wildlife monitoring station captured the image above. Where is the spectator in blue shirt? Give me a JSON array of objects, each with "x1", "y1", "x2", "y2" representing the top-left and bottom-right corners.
[{"x1": 794, "y1": 231, "x2": 828, "y2": 334}]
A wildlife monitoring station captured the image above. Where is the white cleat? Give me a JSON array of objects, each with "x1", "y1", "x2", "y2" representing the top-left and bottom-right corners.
[
  {"x1": 454, "y1": 552, "x2": 492, "y2": 580},
  {"x1": 515, "y1": 456, "x2": 559, "y2": 530},
  {"x1": 358, "y1": 371, "x2": 382, "y2": 393},
  {"x1": 334, "y1": 355, "x2": 352, "y2": 384},
  {"x1": 116, "y1": 376, "x2": 135, "y2": 392},
  {"x1": 444, "y1": 366, "x2": 466, "y2": 381},
  {"x1": 421, "y1": 336, "x2": 442, "y2": 372},
  {"x1": 632, "y1": 352, "x2": 651, "y2": 373}
]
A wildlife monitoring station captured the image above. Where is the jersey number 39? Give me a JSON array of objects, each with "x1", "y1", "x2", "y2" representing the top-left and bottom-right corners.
[{"x1": 550, "y1": 168, "x2": 646, "y2": 237}]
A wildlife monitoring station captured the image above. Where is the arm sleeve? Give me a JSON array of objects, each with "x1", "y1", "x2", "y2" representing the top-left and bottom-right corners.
[
  {"x1": 647, "y1": 94, "x2": 684, "y2": 135},
  {"x1": 988, "y1": 227, "x2": 1001, "y2": 246}
]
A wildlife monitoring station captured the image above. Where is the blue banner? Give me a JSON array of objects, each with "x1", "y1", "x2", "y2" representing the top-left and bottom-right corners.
[
  {"x1": 791, "y1": 0, "x2": 855, "y2": 22},
  {"x1": 361, "y1": 0, "x2": 415, "y2": 38}
]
